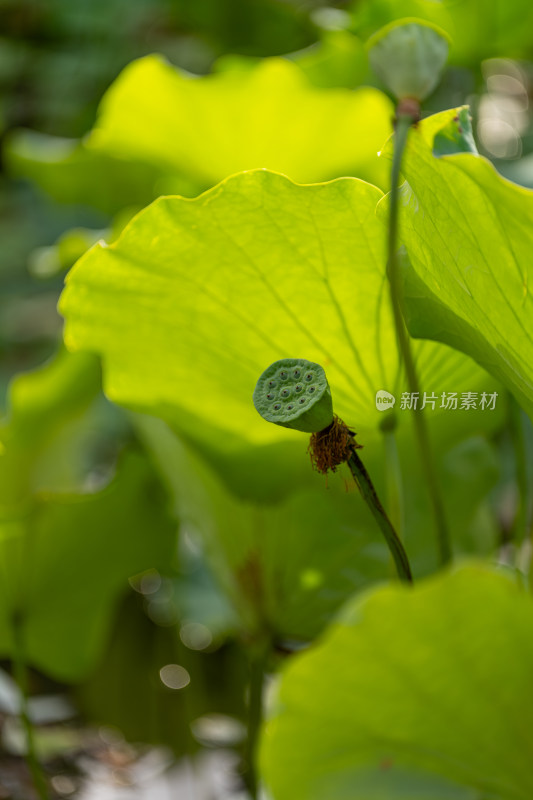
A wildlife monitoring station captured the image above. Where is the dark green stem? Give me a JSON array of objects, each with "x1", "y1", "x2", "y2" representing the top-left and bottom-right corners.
[
  {"x1": 12, "y1": 613, "x2": 50, "y2": 800},
  {"x1": 382, "y1": 423, "x2": 404, "y2": 540},
  {"x1": 347, "y1": 447, "x2": 412, "y2": 583},
  {"x1": 509, "y1": 394, "x2": 531, "y2": 545},
  {"x1": 244, "y1": 646, "x2": 269, "y2": 799},
  {"x1": 388, "y1": 110, "x2": 452, "y2": 566}
]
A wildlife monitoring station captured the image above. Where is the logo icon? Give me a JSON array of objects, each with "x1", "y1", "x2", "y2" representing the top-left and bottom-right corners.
[{"x1": 375, "y1": 390, "x2": 396, "y2": 411}]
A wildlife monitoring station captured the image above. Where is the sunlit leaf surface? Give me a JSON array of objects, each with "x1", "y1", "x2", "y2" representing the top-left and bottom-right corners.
[
  {"x1": 60, "y1": 169, "x2": 490, "y2": 454},
  {"x1": 380, "y1": 108, "x2": 533, "y2": 419},
  {"x1": 59, "y1": 169, "x2": 500, "y2": 636},
  {"x1": 87, "y1": 55, "x2": 393, "y2": 189},
  {"x1": 262, "y1": 564, "x2": 533, "y2": 799}
]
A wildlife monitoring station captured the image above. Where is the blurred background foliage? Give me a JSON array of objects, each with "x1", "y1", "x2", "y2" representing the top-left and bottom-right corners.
[
  {"x1": 3, "y1": 0, "x2": 533, "y2": 384},
  {"x1": 0, "y1": 0, "x2": 328, "y2": 384},
  {"x1": 1, "y1": 0, "x2": 533, "y2": 798}
]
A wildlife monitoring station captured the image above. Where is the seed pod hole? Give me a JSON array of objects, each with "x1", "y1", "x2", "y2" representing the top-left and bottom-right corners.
[{"x1": 253, "y1": 358, "x2": 333, "y2": 433}]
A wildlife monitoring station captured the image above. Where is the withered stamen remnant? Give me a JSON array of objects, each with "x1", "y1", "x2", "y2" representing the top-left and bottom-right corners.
[
  {"x1": 308, "y1": 416, "x2": 412, "y2": 584},
  {"x1": 308, "y1": 415, "x2": 361, "y2": 474}
]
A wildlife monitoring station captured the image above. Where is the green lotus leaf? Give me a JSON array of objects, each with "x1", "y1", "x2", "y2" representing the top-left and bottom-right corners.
[
  {"x1": 86, "y1": 54, "x2": 393, "y2": 189},
  {"x1": 61, "y1": 170, "x2": 497, "y2": 456},
  {"x1": 379, "y1": 107, "x2": 533, "y2": 420},
  {"x1": 0, "y1": 350, "x2": 176, "y2": 681},
  {"x1": 0, "y1": 452, "x2": 176, "y2": 682},
  {"x1": 261, "y1": 564, "x2": 533, "y2": 799},
  {"x1": 58, "y1": 168, "x2": 503, "y2": 634}
]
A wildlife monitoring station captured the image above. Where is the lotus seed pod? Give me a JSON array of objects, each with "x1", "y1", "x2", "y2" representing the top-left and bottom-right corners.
[
  {"x1": 367, "y1": 19, "x2": 450, "y2": 102},
  {"x1": 253, "y1": 359, "x2": 333, "y2": 433}
]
